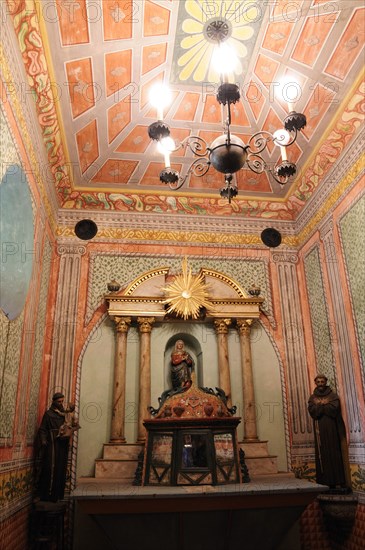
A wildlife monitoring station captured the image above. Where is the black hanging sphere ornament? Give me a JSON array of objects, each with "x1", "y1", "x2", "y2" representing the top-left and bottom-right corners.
[
  {"x1": 75, "y1": 219, "x2": 98, "y2": 240},
  {"x1": 261, "y1": 228, "x2": 282, "y2": 248}
]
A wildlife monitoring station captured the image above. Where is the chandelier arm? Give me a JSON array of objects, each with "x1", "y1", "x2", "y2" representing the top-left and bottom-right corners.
[
  {"x1": 168, "y1": 173, "x2": 188, "y2": 191},
  {"x1": 179, "y1": 135, "x2": 210, "y2": 157},
  {"x1": 187, "y1": 157, "x2": 210, "y2": 177},
  {"x1": 168, "y1": 157, "x2": 210, "y2": 190},
  {"x1": 246, "y1": 155, "x2": 267, "y2": 174},
  {"x1": 247, "y1": 131, "x2": 275, "y2": 155}
]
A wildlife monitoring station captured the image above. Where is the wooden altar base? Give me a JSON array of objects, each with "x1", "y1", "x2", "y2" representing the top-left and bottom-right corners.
[{"x1": 72, "y1": 474, "x2": 327, "y2": 550}]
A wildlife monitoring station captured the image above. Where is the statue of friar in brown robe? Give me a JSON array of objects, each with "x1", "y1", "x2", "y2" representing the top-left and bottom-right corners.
[
  {"x1": 308, "y1": 375, "x2": 351, "y2": 492},
  {"x1": 36, "y1": 393, "x2": 80, "y2": 502}
]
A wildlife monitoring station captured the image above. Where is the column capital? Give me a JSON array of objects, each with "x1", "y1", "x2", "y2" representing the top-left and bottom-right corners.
[
  {"x1": 114, "y1": 316, "x2": 132, "y2": 333},
  {"x1": 319, "y1": 217, "x2": 334, "y2": 241},
  {"x1": 214, "y1": 318, "x2": 232, "y2": 334},
  {"x1": 57, "y1": 243, "x2": 87, "y2": 256},
  {"x1": 137, "y1": 317, "x2": 155, "y2": 333},
  {"x1": 271, "y1": 251, "x2": 299, "y2": 264},
  {"x1": 236, "y1": 319, "x2": 254, "y2": 335}
]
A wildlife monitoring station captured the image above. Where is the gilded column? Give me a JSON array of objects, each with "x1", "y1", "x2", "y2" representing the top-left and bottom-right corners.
[
  {"x1": 137, "y1": 317, "x2": 155, "y2": 442},
  {"x1": 237, "y1": 319, "x2": 258, "y2": 441},
  {"x1": 110, "y1": 316, "x2": 131, "y2": 443},
  {"x1": 214, "y1": 319, "x2": 232, "y2": 406}
]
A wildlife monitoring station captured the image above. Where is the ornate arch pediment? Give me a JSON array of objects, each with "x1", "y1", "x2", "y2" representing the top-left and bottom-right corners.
[
  {"x1": 124, "y1": 267, "x2": 170, "y2": 296},
  {"x1": 200, "y1": 268, "x2": 247, "y2": 299},
  {"x1": 106, "y1": 261, "x2": 262, "y2": 321}
]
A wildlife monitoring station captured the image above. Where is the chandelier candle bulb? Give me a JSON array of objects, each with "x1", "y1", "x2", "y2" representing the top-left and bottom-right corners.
[
  {"x1": 149, "y1": 84, "x2": 172, "y2": 122},
  {"x1": 280, "y1": 146, "x2": 287, "y2": 162},
  {"x1": 164, "y1": 151, "x2": 171, "y2": 168}
]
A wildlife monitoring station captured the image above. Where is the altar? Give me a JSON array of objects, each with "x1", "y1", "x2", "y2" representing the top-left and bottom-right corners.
[
  {"x1": 73, "y1": 261, "x2": 327, "y2": 549},
  {"x1": 72, "y1": 475, "x2": 327, "y2": 550}
]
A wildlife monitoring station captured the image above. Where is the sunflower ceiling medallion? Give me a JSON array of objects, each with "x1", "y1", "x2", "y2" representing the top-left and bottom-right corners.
[
  {"x1": 163, "y1": 258, "x2": 213, "y2": 320},
  {"x1": 177, "y1": 0, "x2": 256, "y2": 82}
]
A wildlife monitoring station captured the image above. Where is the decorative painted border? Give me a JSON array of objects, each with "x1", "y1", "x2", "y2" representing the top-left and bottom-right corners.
[
  {"x1": 0, "y1": 14, "x2": 58, "y2": 229},
  {"x1": 0, "y1": 464, "x2": 33, "y2": 520},
  {"x1": 296, "y1": 151, "x2": 365, "y2": 245},
  {"x1": 56, "y1": 145, "x2": 364, "y2": 247},
  {"x1": 291, "y1": 460, "x2": 365, "y2": 493},
  {"x1": 295, "y1": 125, "x2": 365, "y2": 235},
  {"x1": 6, "y1": 0, "x2": 72, "y2": 205}
]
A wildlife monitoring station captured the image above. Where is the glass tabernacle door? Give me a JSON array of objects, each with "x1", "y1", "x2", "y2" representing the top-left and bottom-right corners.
[{"x1": 144, "y1": 422, "x2": 241, "y2": 486}]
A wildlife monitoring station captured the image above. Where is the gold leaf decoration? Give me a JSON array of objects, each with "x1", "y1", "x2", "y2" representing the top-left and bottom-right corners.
[{"x1": 163, "y1": 257, "x2": 213, "y2": 319}]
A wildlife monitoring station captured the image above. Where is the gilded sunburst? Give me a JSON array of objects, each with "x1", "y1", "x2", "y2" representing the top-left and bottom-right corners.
[{"x1": 163, "y1": 258, "x2": 213, "y2": 319}]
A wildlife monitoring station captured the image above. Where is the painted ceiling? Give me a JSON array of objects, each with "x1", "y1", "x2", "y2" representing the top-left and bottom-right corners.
[{"x1": 7, "y1": 0, "x2": 365, "y2": 220}]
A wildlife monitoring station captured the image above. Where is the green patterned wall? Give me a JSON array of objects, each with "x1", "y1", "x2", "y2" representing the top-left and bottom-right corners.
[
  {"x1": 0, "y1": 108, "x2": 26, "y2": 442},
  {"x1": 339, "y1": 195, "x2": 365, "y2": 367},
  {"x1": 303, "y1": 247, "x2": 336, "y2": 388},
  {"x1": 26, "y1": 239, "x2": 53, "y2": 442},
  {"x1": 0, "y1": 311, "x2": 25, "y2": 441}
]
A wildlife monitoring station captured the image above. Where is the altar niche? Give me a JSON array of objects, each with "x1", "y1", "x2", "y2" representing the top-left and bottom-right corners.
[
  {"x1": 98, "y1": 264, "x2": 277, "y2": 484},
  {"x1": 143, "y1": 382, "x2": 242, "y2": 486}
]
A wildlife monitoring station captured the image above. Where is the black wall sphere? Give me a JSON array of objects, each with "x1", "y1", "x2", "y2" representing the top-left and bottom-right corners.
[
  {"x1": 261, "y1": 228, "x2": 282, "y2": 248},
  {"x1": 74, "y1": 219, "x2": 98, "y2": 240}
]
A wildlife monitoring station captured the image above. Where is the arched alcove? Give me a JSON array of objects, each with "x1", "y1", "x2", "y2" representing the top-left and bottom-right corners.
[{"x1": 77, "y1": 263, "x2": 288, "y2": 477}]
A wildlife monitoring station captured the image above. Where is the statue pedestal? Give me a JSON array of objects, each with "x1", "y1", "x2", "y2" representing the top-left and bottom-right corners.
[
  {"x1": 317, "y1": 493, "x2": 358, "y2": 542},
  {"x1": 31, "y1": 501, "x2": 67, "y2": 549}
]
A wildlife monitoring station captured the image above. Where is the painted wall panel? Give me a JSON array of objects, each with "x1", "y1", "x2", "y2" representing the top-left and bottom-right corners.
[{"x1": 339, "y1": 195, "x2": 365, "y2": 369}]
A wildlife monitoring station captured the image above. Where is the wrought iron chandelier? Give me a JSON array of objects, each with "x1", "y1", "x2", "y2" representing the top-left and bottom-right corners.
[{"x1": 148, "y1": 20, "x2": 306, "y2": 203}]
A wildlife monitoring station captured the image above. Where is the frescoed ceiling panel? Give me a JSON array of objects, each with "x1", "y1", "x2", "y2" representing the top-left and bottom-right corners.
[
  {"x1": 102, "y1": 2, "x2": 133, "y2": 40},
  {"x1": 324, "y1": 7, "x2": 365, "y2": 80},
  {"x1": 65, "y1": 58, "x2": 96, "y2": 119},
  {"x1": 291, "y1": 14, "x2": 336, "y2": 67},
  {"x1": 5, "y1": 0, "x2": 365, "y2": 220},
  {"x1": 55, "y1": 0, "x2": 89, "y2": 45}
]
